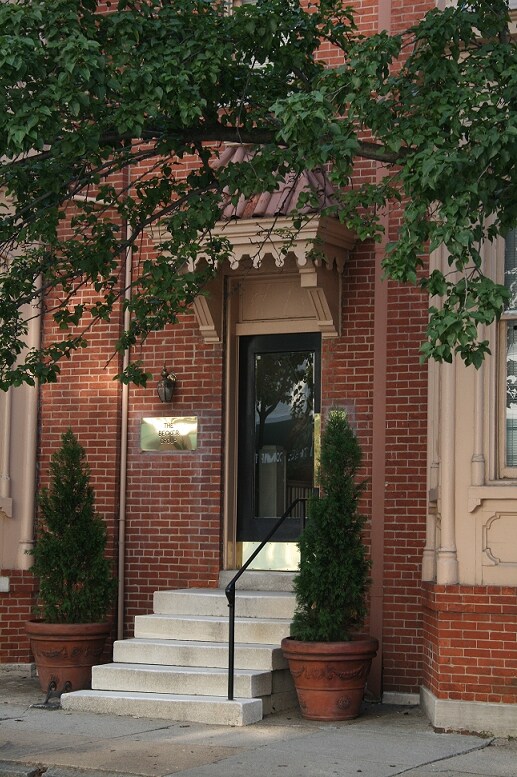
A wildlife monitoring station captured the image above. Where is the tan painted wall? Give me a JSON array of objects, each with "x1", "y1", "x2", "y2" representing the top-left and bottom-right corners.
[
  {"x1": 0, "y1": 382, "x2": 38, "y2": 570},
  {"x1": 426, "y1": 240, "x2": 517, "y2": 586},
  {"x1": 0, "y1": 192, "x2": 39, "y2": 571}
]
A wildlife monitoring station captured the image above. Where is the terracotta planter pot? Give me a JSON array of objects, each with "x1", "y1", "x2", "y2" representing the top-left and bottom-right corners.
[
  {"x1": 26, "y1": 620, "x2": 111, "y2": 696},
  {"x1": 281, "y1": 635, "x2": 379, "y2": 721}
]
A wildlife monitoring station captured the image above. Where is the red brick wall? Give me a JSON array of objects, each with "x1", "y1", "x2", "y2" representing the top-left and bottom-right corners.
[
  {"x1": 0, "y1": 570, "x2": 37, "y2": 665},
  {"x1": 122, "y1": 317, "x2": 224, "y2": 634},
  {"x1": 326, "y1": 218, "x2": 429, "y2": 694},
  {"x1": 38, "y1": 306, "x2": 123, "y2": 529},
  {"x1": 3, "y1": 0, "x2": 437, "y2": 703},
  {"x1": 423, "y1": 584, "x2": 517, "y2": 704},
  {"x1": 382, "y1": 274, "x2": 428, "y2": 694},
  {"x1": 36, "y1": 259, "x2": 124, "y2": 643}
]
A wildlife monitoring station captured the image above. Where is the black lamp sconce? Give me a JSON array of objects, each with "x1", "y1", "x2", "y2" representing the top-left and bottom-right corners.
[{"x1": 157, "y1": 366, "x2": 177, "y2": 403}]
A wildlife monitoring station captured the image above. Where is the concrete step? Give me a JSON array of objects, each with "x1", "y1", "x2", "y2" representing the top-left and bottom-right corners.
[
  {"x1": 134, "y1": 613, "x2": 292, "y2": 645},
  {"x1": 63, "y1": 583, "x2": 297, "y2": 726},
  {"x1": 113, "y1": 637, "x2": 288, "y2": 670},
  {"x1": 60, "y1": 689, "x2": 263, "y2": 726},
  {"x1": 219, "y1": 571, "x2": 295, "y2": 592},
  {"x1": 262, "y1": 679, "x2": 298, "y2": 716},
  {"x1": 92, "y1": 662, "x2": 272, "y2": 698},
  {"x1": 153, "y1": 588, "x2": 296, "y2": 620}
]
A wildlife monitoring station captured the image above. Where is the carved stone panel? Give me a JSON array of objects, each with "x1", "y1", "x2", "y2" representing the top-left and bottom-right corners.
[
  {"x1": 475, "y1": 509, "x2": 517, "y2": 585},
  {"x1": 482, "y1": 512, "x2": 517, "y2": 567}
]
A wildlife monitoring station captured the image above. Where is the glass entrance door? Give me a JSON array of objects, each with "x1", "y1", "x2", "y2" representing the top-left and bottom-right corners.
[{"x1": 237, "y1": 333, "x2": 321, "y2": 544}]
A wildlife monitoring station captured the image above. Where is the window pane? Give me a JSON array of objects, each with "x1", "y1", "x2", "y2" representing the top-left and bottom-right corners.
[
  {"x1": 254, "y1": 350, "x2": 315, "y2": 519},
  {"x1": 504, "y1": 229, "x2": 517, "y2": 312},
  {"x1": 506, "y1": 322, "x2": 517, "y2": 467}
]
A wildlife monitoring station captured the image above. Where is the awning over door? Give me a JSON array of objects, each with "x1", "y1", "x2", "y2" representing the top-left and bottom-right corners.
[{"x1": 191, "y1": 146, "x2": 358, "y2": 342}]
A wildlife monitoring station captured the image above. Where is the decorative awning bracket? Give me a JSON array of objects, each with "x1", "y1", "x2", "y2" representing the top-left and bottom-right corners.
[{"x1": 191, "y1": 215, "x2": 357, "y2": 343}]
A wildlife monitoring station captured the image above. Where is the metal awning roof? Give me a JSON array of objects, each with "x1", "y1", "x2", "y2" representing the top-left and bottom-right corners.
[{"x1": 212, "y1": 145, "x2": 337, "y2": 220}]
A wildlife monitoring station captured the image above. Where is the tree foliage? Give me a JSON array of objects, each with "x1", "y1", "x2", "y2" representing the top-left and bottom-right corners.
[
  {"x1": 0, "y1": 0, "x2": 516, "y2": 388},
  {"x1": 291, "y1": 409, "x2": 369, "y2": 641},
  {"x1": 29, "y1": 429, "x2": 117, "y2": 623}
]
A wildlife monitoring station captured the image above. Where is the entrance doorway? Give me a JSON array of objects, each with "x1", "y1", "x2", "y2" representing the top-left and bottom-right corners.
[{"x1": 236, "y1": 333, "x2": 321, "y2": 566}]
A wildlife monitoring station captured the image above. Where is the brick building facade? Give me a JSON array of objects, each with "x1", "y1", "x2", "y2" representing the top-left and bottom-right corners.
[{"x1": 1, "y1": 0, "x2": 517, "y2": 735}]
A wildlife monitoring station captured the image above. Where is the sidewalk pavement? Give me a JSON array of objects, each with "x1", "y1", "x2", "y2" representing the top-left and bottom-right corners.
[{"x1": 1, "y1": 671, "x2": 516, "y2": 777}]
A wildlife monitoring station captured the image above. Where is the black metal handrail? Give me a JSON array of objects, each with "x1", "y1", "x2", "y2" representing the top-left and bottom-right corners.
[{"x1": 225, "y1": 497, "x2": 307, "y2": 701}]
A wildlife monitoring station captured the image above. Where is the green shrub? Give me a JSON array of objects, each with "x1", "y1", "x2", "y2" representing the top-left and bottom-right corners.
[
  {"x1": 291, "y1": 409, "x2": 370, "y2": 642},
  {"x1": 29, "y1": 429, "x2": 116, "y2": 623}
]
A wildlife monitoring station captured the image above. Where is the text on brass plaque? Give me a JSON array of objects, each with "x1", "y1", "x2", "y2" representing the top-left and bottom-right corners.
[{"x1": 140, "y1": 417, "x2": 198, "y2": 451}]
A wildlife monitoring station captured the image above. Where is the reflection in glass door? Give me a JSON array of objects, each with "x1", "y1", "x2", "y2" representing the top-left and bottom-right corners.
[{"x1": 237, "y1": 333, "x2": 321, "y2": 543}]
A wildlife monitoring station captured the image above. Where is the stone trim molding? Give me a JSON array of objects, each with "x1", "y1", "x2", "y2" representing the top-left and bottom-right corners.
[
  {"x1": 421, "y1": 686, "x2": 517, "y2": 737},
  {"x1": 186, "y1": 215, "x2": 356, "y2": 343}
]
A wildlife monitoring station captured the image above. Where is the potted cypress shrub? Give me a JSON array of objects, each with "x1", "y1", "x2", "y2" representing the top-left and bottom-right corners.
[
  {"x1": 281, "y1": 409, "x2": 378, "y2": 720},
  {"x1": 26, "y1": 429, "x2": 117, "y2": 698}
]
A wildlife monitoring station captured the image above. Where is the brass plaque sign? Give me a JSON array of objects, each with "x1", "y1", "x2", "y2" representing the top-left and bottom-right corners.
[{"x1": 140, "y1": 417, "x2": 198, "y2": 452}]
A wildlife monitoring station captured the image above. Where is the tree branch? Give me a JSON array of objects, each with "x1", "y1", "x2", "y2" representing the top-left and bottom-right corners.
[{"x1": 2, "y1": 124, "x2": 407, "y2": 177}]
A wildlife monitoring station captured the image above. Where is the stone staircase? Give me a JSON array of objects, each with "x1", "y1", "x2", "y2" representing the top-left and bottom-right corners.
[{"x1": 60, "y1": 571, "x2": 297, "y2": 726}]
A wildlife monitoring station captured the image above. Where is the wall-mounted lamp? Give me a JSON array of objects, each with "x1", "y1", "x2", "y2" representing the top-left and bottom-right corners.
[{"x1": 157, "y1": 366, "x2": 177, "y2": 403}]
